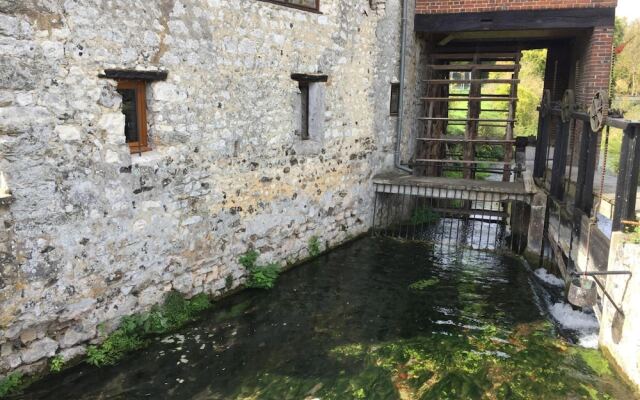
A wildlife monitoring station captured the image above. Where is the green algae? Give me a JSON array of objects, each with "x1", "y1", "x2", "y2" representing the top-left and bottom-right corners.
[
  {"x1": 408, "y1": 278, "x2": 440, "y2": 291},
  {"x1": 575, "y1": 348, "x2": 613, "y2": 377}
]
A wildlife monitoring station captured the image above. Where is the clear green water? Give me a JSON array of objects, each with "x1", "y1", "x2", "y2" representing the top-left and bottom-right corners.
[{"x1": 18, "y1": 237, "x2": 638, "y2": 399}]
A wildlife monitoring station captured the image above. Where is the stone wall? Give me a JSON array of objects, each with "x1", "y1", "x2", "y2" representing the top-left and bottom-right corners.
[
  {"x1": 0, "y1": 0, "x2": 408, "y2": 375},
  {"x1": 600, "y1": 233, "x2": 640, "y2": 391}
]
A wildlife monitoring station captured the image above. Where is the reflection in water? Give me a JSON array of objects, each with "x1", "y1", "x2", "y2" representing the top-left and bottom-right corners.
[{"x1": 20, "y1": 238, "x2": 636, "y2": 399}]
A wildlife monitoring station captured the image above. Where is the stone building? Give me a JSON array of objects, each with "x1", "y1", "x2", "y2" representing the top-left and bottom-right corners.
[
  {"x1": 2, "y1": 0, "x2": 633, "y2": 387},
  {"x1": 0, "y1": 0, "x2": 412, "y2": 373}
]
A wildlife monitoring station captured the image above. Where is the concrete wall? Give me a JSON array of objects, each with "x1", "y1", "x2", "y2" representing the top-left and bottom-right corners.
[
  {"x1": 0, "y1": 0, "x2": 410, "y2": 375},
  {"x1": 600, "y1": 232, "x2": 640, "y2": 391}
]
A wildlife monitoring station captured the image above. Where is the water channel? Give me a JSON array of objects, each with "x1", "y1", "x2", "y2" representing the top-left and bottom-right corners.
[{"x1": 19, "y1": 235, "x2": 637, "y2": 399}]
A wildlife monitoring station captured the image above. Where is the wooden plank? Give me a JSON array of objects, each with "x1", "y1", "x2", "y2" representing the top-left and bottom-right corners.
[
  {"x1": 417, "y1": 138, "x2": 515, "y2": 144},
  {"x1": 418, "y1": 117, "x2": 516, "y2": 122},
  {"x1": 431, "y1": 53, "x2": 520, "y2": 61},
  {"x1": 575, "y1": 122, "x2": 598, "y2": 214},
  {"x1": 425, "y1": 79, "x2": 520, "y2": 84},
  {"x1": 421, "y1": 97, "x2": 518, "y2": 102},
  {"x1": 414, "y1": 8, "x2": 616, "y2": 33},
  {"x1": 613, "y1": 125, "x2": 640, "y2": 231},
  {"x1": 372, "y1": 173, "x2": 529, "y2": 196},
  {"x1": 291, "y1": 73, "x2": 328, "y2": 83},
  {"x1": 415, "y1": 159, "x2": 511, "y2": 165},
  {"x1": 428, "y1": 64, "x2": 519, "y2": 72},
  {"x1": 101, "y1": 69, "x2": 168, "y2": 81}
]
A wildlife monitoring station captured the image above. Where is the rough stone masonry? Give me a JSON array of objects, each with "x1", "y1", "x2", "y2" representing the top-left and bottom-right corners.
[{"x1": 0, "y1": 0, "x2": 416, "y2": 374}]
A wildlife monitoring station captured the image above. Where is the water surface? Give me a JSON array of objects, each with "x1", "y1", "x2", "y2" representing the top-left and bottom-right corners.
[{"x1": 20, "y1": 237, "x2": 637, "y2": 399}]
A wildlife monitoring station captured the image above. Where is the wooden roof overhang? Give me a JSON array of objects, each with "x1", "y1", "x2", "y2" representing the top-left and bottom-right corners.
[{"x1": 415, "y1": 7, "x2": 616, "y2": 34}]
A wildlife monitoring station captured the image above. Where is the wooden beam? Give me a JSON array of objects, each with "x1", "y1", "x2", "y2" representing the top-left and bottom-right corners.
[
  {"x1": 100, "y1": 69, "x2": 168, "y2": 81},
  {"x1": 575, "y1": 122, "x2": 598, "y2": 214},
  {"x1": 428, "y1": 64, "x2": 519, "y2": 71},
  {"x1": 415, "y1": 8, "x2": 615, "y2": 33},
  {"x1": 424, "y1": 79, "x2": 520, "y2": 84},
  {"x1": 613, "y1": 126, "x2": 640, "y2": 231},
  {"x1": 291, "y1": 73, "x2": 328, "y2": 82}
]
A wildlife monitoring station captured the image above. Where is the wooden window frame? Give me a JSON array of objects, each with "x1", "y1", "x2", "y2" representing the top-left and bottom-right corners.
[
  {"x1": 117, "y1": 80, "x2": 150, "y2": 153},
  {"x1": 259, "y1": 0, "x2": 320, "y2": 13}
]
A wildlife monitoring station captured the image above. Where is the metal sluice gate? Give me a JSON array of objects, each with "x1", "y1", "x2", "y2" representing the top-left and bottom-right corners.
[{"x1": 372, "y1": 181, "x2": 531, "y2": 253}]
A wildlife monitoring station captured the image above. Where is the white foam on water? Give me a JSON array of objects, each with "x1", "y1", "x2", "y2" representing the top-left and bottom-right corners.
[
  {"x1": 534, "y1": 268, "x2": 565, "y2": 287},
  {"x1": 578, "y1": 333, "x2": 599, "y2": 349},
  {"x1": 549, "y1": 302, "x2": 599, "y2": 330}
]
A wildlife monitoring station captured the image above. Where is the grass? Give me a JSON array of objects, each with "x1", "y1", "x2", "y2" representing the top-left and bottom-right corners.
[
  {"x1": 0, "y1": 373, "x2": 23, "y2": 398},
  {"x1": 86, "y1": 291, "x2": 211, "y2": 367},
  {"x1": 240, "y1": 250, "x2": 281, "y2": 290}
]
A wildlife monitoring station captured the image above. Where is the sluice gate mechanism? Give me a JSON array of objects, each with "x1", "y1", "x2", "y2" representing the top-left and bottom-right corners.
[{"x1": 375, "y1": 49, "x2": 532, "y2": 252}]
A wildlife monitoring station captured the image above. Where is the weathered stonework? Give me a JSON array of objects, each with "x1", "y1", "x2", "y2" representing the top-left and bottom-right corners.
[
  {"x1": 0, "y1": 0, "x2": 411, "y2": 374},
  {"x1": 600, "y1": 233, "x2": 640, "y2": 391}
]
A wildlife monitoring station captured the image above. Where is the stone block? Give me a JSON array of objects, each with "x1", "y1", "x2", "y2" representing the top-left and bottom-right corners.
[{"x1": 21, "y1": 337, "x2": 58, "y2": 364}]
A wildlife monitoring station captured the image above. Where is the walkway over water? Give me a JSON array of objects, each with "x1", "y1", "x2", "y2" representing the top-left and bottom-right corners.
[{"x1": 373, "y1": 172, "x2": 534, "y2": 202}]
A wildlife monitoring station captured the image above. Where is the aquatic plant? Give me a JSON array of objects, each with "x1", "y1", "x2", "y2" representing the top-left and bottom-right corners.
[
  {"x1": 240, "y1": 250, "x2": 281, "y2": 289},
  {"x1": 408, "y1": 278, "x2": 440, "y2": 291},
  {"x1": 49, "y1": 355, "x2": 65, "y2": 373},
  {"x1": 247, "y1": 262, "x2": 281, "y2": 289},
  {"x1": 86, "y1": 292, "x2": 211, "y2": 367},
  {"x1": 410, "y1": 207, "x2": 440, "y2": 225},
  {"x1": 0, "y1": 373, "x2": 23, "y2": 398},
  {"x1": 309, "y1": 236, "x2": 321, "y2": 257}
]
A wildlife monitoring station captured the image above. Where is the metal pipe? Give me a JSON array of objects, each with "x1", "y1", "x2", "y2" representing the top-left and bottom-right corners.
[
  {"x1": 394, "y1": 0, "x2": 412, "y2": 173},
  {"x1": 571, "y1": 271, "x2": 632, "y2": 276}
]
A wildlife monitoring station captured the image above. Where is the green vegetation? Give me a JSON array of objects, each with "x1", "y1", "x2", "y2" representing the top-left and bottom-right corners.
[
  {"x1": 49, "y1": 355, "x2": 65, "y2": 373},
  {"x1": 240, "y1": 250, "x2": 281, "y2": 290},
  {"x1": 225, "y1": 273, "x2": 234, "y2": 290},
  {"x1": 0, "y1": 373, "x2": 23, "y2": 398},
  {"x1": 319, "y1": 321, "x2": 616, "y2": 400},
  {"x1": 86, "y1": 291, "x2": 211, "y2": 367},
  {"x1": 516, "y1": 50, "x2": 547, "y2": 137},
  {"x1": 309, "y1": 236, "x2": 321, "y2": 257},
  {"x1": 410, "y1": 207, "x2": 440, "y2": 225},
  {"x1": 576, "y1": 348, "x2": 612, "y2": 377},
  {"x1": 408, "y1": 278, "x2": 440, "y2": 291},
  {"x1": 627, "y1": 225, "x2": 640, "y2": 244}
]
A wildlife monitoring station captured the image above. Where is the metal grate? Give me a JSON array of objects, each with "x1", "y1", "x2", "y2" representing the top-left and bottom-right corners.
[{"x1": 372, "y1": 184, "x2": 529, "y2": 253}]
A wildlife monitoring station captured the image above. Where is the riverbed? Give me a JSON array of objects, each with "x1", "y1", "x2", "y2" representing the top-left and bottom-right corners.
[{"x1": 19, "y1": 237, "x2": 637, "y2": 399}]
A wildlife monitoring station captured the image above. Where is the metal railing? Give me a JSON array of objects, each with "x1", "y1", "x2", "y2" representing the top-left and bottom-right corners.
[{"x1": 533, "y1": 105, "x2": 640, "y2": 233}]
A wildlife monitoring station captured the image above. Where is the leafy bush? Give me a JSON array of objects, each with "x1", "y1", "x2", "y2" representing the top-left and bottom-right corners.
[
  {"x1": 247, "y1": 263, "x2": 281, "y2": 290},
  {"x1": 240, "y1": 250, "x2": 281, "y2": 290},
  {"x1": 0, "y1": 373, "x2": 22, "y2": 398},
  {"x1": 86, "y1": 292, "x2": 211, "y2": 367},
  {"x1": 309, "y1": 236, "x2": 321, "y2": 257},
  {"x1": 49, "y1": 355, "x2": 65, "y2": 373},
  {"x1": 239, "y1": 250, "x2": 259, "y2": 269}
]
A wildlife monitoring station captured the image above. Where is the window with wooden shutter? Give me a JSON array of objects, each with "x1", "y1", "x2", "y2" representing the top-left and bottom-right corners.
[{"x1": 116, "y1": 80, "x2": 150, "y2": 153}]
